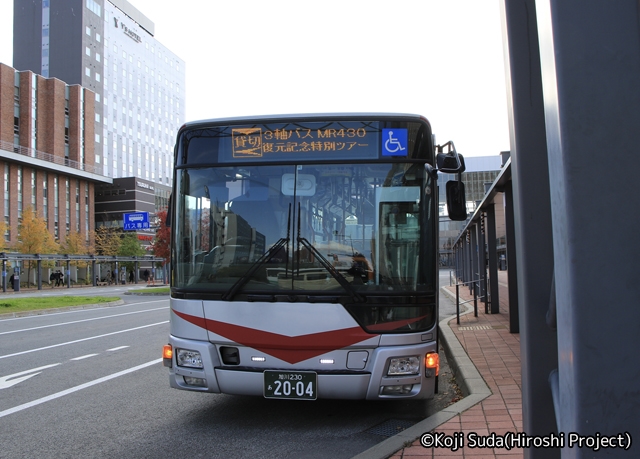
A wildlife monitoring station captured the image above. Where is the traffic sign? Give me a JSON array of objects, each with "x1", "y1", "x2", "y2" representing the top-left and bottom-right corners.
[{"x1": 123, "y1": 212, "x2": 150, "y2": 230}]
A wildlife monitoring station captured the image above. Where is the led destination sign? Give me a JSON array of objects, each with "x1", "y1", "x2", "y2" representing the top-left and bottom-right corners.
[
  {"x1": 232, "y1": 126, "x2": 372, "y2": 158},
  {"x1": 219, "y1": 122, "x2": 380, "y2": 162}
]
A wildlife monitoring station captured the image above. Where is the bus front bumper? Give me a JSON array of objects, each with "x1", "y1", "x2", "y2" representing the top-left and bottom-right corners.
[{"x1": 166, "y1": 335, "x2": 437, "y2": 400}]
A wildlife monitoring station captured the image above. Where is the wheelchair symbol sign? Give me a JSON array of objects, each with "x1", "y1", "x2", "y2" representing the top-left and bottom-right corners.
[{"x1": 382, "y1": 129, "x2": 408, "y2": 156}]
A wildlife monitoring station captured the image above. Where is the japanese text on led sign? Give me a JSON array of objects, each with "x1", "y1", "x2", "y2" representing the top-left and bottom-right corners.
[{"x1": 231, "y1": 127, "x2": 371, "y2": 159}]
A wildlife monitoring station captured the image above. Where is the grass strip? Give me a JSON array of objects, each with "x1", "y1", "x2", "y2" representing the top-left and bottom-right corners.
[
  {"x1": 129, "y1": 287, "x2": 170, "y2": 294},
  {"x1": 0, "y1": 296, "x2": 118, "y2": 313}
]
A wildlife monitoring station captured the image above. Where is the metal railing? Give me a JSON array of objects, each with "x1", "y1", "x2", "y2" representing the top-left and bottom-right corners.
[
  {"x1": 0, "y1": 140, "x2": 109, "y2": 177},
  {"x1": 452, "y1": 276, "x2": 487, "y2": 325},
  {"x1": 0, "y1": 253, "x2": 165, "y2": 292}
]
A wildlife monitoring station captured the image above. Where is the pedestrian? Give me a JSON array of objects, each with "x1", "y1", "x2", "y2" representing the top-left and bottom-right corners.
[
  {"x1": 150, "y1": 272, "x2": 155, "y2": 286},
  {"x1": 50, "y1": 271, "x2": 56, "y2": 288},
  {"x1": 9, "y1": 273, "x2": 14, "y2": 289},
  {"x1": 143, "y1": 269, "x2": 150, "y2": 283},
  {"x1": 129, "y1": 270, "x2": 134, "y2": 284}
]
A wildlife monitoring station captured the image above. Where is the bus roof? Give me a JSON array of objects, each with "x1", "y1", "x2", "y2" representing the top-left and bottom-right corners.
[{"x1": 180, "y1": 113, "x2": 430, "y2": 131}]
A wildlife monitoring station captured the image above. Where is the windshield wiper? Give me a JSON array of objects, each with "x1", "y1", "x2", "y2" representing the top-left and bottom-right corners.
[
  {"x1": 296, "y1": 203, "x2": 364, "y2": 303},
  {"x1": 222, "y1": 204, "x2": 291, "y2": 301}
]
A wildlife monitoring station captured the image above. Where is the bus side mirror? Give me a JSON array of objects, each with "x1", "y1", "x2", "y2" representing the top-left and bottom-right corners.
[
  {"x1": 436, "y1": 142, "x2": 466, "y2": 174},
  {"x1": 437, "y1": 152, "x2": 466, "y2": 174},
  {"x1": 446, "y1": 180, "x2": 467, "y2": 221}
]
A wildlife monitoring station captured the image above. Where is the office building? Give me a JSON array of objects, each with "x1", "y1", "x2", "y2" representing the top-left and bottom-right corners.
[
  {"x1": 0, "y1": 63, "x2": 107, "y2": 245},
  {"x1": 13, "y1": 0, "x2": 185, "y2": 187},
  {"x1": 94, "y1": 176, "x2": 170, "y2": 232}
]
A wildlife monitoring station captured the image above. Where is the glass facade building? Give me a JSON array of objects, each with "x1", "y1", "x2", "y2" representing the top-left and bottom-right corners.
[{"x1": 13, "y1": 0, "x2": 185, "y2": 187}]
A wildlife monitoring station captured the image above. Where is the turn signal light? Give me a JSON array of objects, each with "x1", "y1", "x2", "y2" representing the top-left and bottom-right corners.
[
  {"x1": 163, "y1": 344, "x2": 173, "y2": 368},
  {"x1": 425, "y1": 352, "x2": 439, "y2": 376}
]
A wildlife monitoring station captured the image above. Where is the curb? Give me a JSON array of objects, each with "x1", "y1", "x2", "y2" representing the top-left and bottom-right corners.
[
  {"x1": 0, "y1": 299, "x2": 125, "y2": 319},
  {"x1": 352, "y1": 287, "x2": 491, "y2": 459},
  {"x1": 125, "y1": 292, "x2": 170, "y2": 296}
]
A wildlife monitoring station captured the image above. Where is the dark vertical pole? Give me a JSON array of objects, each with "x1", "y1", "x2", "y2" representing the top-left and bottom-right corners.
[
  {"x1": 486, "y1": 204, "x2": 500, "y2": 314},
  {"x1": 14, "y1": 264, "x2": 20, "y2": 291},
  {"x1": 473, "y1": 282, "x2": 478, "y2": 317},
  {"x1": 504, "y1": 180, "x2": 519, "y2": 331},
  {"x1": 465, "y1": 234, "x2": 471, "y2": 287},
  {"x1": 470, "y1": 228, "x2": 478, "y2": 296},
  {"x1": 500, "y1": 0, "x2": 558, "y2": 456},
  {"x1": 455, "y1": 283, "x2": 460, "y2": 325},
  {"x1": 476, "y1": 217, "x2": 487, "y2": 308},
  {"x1": 455, "y1": 244, "x2": 460, "y2": 282},
  {"x1": 92, "y1": 257, "x2": 97, "y2": 286},
  {"x1": 66, "y1": 259, "x2": 71, "y2": 288},
  {"x1": 37, "y1": 257, "x2": 42, "y2": 290},
  {"x1": 461, "y1": 235, "x2": 468, "y2": 286}
]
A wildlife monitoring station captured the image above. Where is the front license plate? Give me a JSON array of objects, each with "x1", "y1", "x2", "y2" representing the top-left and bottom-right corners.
[{"x1": 264, "y1": 370, "x2": 317, "y2": 400}]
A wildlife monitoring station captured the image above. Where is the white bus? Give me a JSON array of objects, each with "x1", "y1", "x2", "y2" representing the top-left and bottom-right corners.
[{"x1": 163, "y1": 113, "x2": 466, "y2": 400}]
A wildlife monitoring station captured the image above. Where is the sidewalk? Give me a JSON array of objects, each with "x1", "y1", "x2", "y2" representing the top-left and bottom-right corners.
[{"x1": 389, "y1": 271, "x2": 523, "y2": 458}]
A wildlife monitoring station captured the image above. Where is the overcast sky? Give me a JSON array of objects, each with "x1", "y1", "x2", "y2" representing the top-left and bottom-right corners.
[{"x1": 0, "y1": 0, "x2": 510, "y2": 158}]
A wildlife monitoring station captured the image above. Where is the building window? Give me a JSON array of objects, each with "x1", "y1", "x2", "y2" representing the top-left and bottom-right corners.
[
  {"x1": 86, "y1": 0, "x2": 101, "y2": 17},
  {"x1": 85, "y1": 67, "x2": 91, "y2": 77},
  {"x1": 43, "y1": 172, "x2": 48, "y2": 225},
  {"x1": 17, "y1": 167, "x2": 22, "y2": 220},
  {"x1": 80, "y1": 90, "x2": 85, "y2": 168},
  {"x1": 54, "y1": 176, "x2": 59, "y2": 239},
  {"x1": 31, "y1": 170, "x2": 36, "y2": 210},
  {"x1": 85, "y1": 183, "x2": 89, "y2": 240},
  {"x1": 66, "y1": 179, "x2": 70, "y2": 235},
  {"x1": 31, "y1": 76, "x2": 37, "y2": 152},
  {"x1": 76, "y1": 180, "x2": 80, "y2": 232},
  {"x1": 4, "y1": 165, "x2": 10, "y2": 242}
]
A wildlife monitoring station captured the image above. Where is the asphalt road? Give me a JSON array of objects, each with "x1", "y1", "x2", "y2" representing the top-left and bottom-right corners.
[{"x1": 0, "y1": 277, "x2": 460, "y2": 459}]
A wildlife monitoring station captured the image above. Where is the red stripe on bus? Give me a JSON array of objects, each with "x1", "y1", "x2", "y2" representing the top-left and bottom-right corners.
[{"x1": 172, "y1": 310, "x2": 377, "y2": 364}]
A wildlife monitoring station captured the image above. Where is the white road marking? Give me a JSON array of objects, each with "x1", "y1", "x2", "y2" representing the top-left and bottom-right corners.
[
  {"x1": 70, "y1": 354, "x2": 99, "y2": 361},
  {"x1": 0, "y1": 321, "x2": 168, "y2": 360},
  {"x1": 107, "y1": 346, "x2": 129, "y2": 351},
  {"x1": 0, "y1": 364, "x2": 61, "y2": 390},
  {"x1": 0, "y1": 359, "x2": 162, "y2": 418},
  {"x1": 0, "y1": 306, "x2": 169, "y2": 335}
]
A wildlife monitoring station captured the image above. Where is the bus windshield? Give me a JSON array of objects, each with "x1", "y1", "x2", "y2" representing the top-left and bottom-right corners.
[{"x1": 174, "y1": 162, "x2": 436, "y2": 295}]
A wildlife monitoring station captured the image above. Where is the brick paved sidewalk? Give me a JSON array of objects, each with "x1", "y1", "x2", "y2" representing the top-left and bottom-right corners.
[{"x1": 389, "y1": 272, "x2": 523, "y2": 458}]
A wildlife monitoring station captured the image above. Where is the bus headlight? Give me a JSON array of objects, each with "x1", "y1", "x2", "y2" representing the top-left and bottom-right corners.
[
  {"x1": 387, "y1": 356, "x2": 420, "y2": 376},
  {"x1": 176, "y1": 349, "x2": 204, "y2": 368}
]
